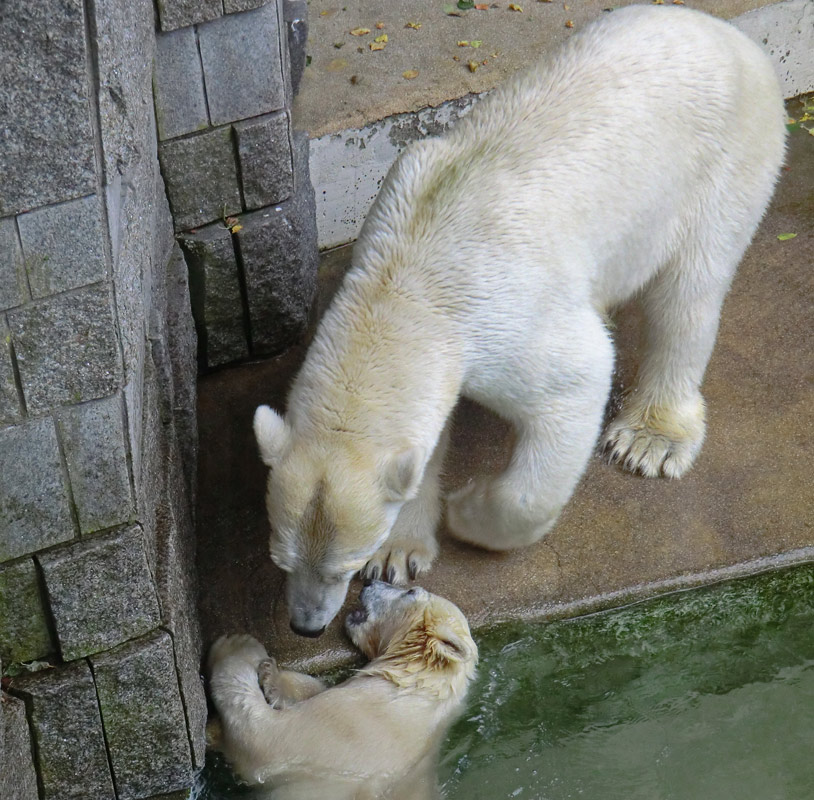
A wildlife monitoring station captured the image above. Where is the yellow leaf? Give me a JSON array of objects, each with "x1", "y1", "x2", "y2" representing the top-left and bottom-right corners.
[
  {"x1": 565, "y1": 19, "x2": 574, "y2": 27},
  {"x1": 350, "y1": 27, "x2": 371, "y2": 35},
  {"x1": 230, "y1": 224, "x2": 243, "y2": 234},
  {"x1": 369, "y1": 41, "x2": 386, "y2": 50},
  {"x1": 457, "y1": 40, "x2": 470, "y2": 46},
  {"x1": 374, "y1": 33, "x2": 388, "y2": 42},
  {"x1": 509, "y1": 3, "x2": 523, "y2": 9},
  {"x1": 403, "y1": 69, "x2": 420, "y2": 79},
  {"x1": 468, "y1": 60, "x2": 479, "y2": 72},
  {"x1": 405, "y1": 21, "x2": 422, "y2": 28},
  {"x1": 375, "y1": 21, "x2": 385, "y2": 29}
]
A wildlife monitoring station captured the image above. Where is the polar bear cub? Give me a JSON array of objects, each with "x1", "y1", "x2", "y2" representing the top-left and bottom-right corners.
[
  {"x1": 254, "y1": 5, "x2": 786, "y2": 635},
  {"x1": 208, "y1": 583, "x2": 477, "y2": 799}
]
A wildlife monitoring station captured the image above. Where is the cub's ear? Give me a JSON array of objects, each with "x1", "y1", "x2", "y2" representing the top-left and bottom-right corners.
[
  {"x1": 382, "y1": 447, "x2": 426, "y2": 502},
  {"x1": 425, "y1": 617, "x2": 475, "y2": 668},
  {"x1": 253, "y1": 405, "x2": 289, "y2": 467}
]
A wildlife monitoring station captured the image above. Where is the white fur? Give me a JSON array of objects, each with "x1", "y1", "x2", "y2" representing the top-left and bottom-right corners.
[{"x1": 255, "y1": 6, "x2": 786, "y2": 630}]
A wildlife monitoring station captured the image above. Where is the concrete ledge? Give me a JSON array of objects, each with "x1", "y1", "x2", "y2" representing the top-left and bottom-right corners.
[{"x1": 304, "y1": 0, "x2": 814, "y2": 249}]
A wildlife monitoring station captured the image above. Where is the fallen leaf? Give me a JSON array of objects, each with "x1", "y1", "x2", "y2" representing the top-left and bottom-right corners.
[
  {"x1": 374, "y1": 33, "x2": 388, "y2": 42},
  {"x1": 672, "y1": 0, "x2": 684, "y2": 4},
  {"x1": 468, "y1": 60, "x2": 479, "y2": 71},
  {"x1": 406, "y1": 21, "x2": 422, "y2": 28},
  {"x1": 403, "y1": 69, "x2": 420, "y2": 79},
  {"x1": 350, "y1": 27, "x2": 371, "y2": 35},
  {"x1": 481, "y1": 59, "x2": 489, "y2": 65},
  {"x1": 376, "y1": 21, "x2": 385, "y2": 29},
  {"x1": 443, "y1": 3, "x2": 463, "y2": 14},
  {"x1": 453, "y1": 54, "x2": 461, "y2": 60},
  {"x1": 230, "y1": 224, "x2": 243, "y2": 234},
  {"x1": 326, "y1": 58, "x2": 349, "y2": 71},
  {"x1": 652, "y1": 0, "x2": 664, "y2": 4},
  {"x1": 333, "y1": 41, "x2": 345, "y2": 48},
  {"x1": 369, "y1": 41, "x2": 386, "y2": 50},
  {"x1": 350, "y1": 74, "x2": 359, "y2": 84},
  {"x1": 225, "y1": 216, "x2": 239, "y2": 226},
  {"x1": 777, "y1": 233, "x2": 797, "y2": 241},
  {"x1": 306, "y1": 55, "x2": 312, "y2": 66},
  {"x1": 475, "y1": 3, "x2": 490, "y2": 8},
  {"x1": 538, "y1": 0, "x2": 553, "y2": 3},
  {"x1": 565, "y1": 19, "x2": 574, "y2": 26},
  {"x1": 509, "y1": 2, "x2": 523, "y2": 9},
  {"x1": 458, "y1": 0, "x2": 476, "y2": 8},
  {"x1": 471, "y1": 39, "x2": 483, "y2": 47},
  {"x1": 457, "y1": 40, "x2": 470, "y2": 46}
]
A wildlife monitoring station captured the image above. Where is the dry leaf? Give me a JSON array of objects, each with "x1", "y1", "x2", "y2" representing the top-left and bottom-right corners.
[
  {"x1": 350, "y1": 75, "x2": 359, "y2": 84},
  {"x1": 453, "y1": 54, "x2": 461, "y2": 61},
  {"x1": 374, "y1": 33, "x2": 388, "y2": 42},
  {"x1": 672, "y1": 0, "x2": 684, "y2": 4},
  {"x1": 457, "y1": 40, "x2": 470, "y2": 46},
  {"x1": 481, "y1": 59, "x2": 489, "y2": 65},
  {"x1": 405, "y1": 21, "x2": 422, "y2": 28},
  {"x1": 375, "y1": 21, "x2": 385, "y2": 29},
  {"x1": 565, "y1": 19, "x2": 574, "y2": 26},
  {"x1": 350, "y1": 27, "x2": 371, "y2": 35},
  {"x1": 225, "y1": 216, "x2": 239, "y2": 227},
  {"x1": 538, "y1": 0, "x2": 553, "y2": 3},
  {"x1": 333, "y1": 42, "x2": 344, "y2": 48},
  {"x1": 403, "y1": 69, "x2": 420, "y2": 79},
  {"x1": 652, "y1": 0, "x2": 664, "y2": 4},
  {"x1": 508, "y1": 3, "x2": 523, "y2": 9},
  {"x1": 475, "y1": 3, "x2": 490, "y2": 7},
  {"x1": 468, "y1": 60, "x2": 479, "y2": 72},
  {"x1": 369, "y1": 41, "x2": 386, "y2": 50},
  {"x1": 230, "y1": 224, "x2": 243, "y2": 234}
]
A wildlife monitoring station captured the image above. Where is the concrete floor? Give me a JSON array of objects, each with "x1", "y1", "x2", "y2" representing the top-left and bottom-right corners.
[
  {"x1": 196, "y1": 102, "x2": 814, "y2": 671},
  {"x1": 294, "y1": 0, "x2": 778, "y2": 137}
]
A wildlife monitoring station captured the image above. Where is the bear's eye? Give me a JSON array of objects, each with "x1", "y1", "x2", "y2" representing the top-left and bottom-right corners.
[{"x1": 406, "y1": 588, "x2": 418, "y2": 596}]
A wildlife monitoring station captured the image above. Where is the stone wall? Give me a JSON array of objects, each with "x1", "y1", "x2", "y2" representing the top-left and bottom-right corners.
[
  {"x1": 154, "y1": 0, "x2": 318, "y2": 369},
  {"x1": 0, "y1": 0, "x2": 220, "y2": 796}
]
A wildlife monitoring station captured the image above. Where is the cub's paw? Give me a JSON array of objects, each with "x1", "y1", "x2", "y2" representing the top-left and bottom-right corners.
[
  {"x1": 361, "y1": 535, "x2": 438, "y2": 585},
  {"x1": 602, "y1": 397, "x2": 706, "y2": 479},
  {"x1": 208, "y1": 634, "x2": 268, "y2": 674}
]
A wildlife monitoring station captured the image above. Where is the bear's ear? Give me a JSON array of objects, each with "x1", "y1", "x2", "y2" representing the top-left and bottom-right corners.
[
  {"x1": 382, "y1": 447, "x2": 426, "y2": 502},
  {"x1": 425, "y1": 618, "x2": 473, "y2": 668},
  {"x1": 253, "y1": 405, "x2": 289, "y2": 467}
]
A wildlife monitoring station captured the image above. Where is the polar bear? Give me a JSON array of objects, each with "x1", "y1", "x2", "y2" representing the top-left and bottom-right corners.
[
  {"x1": 207, "y1": 583, "x2": 477, "y2": 799},
  {"x1": 253, "y1": 5, "x2": 786, "y2": 635}
]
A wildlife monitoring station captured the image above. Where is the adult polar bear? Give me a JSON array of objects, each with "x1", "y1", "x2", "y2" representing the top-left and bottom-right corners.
[{"x1": 255, "y1": 5, "x2": 786, "y2": 636}]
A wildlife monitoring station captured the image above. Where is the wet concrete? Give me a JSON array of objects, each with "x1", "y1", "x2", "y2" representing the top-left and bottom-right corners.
[
  {"x1": 294, "y1": 0, "x2": 781, "y2": 138},
  {"x1": 196, "y1": 102, "x2": 814, "y2": 671}
]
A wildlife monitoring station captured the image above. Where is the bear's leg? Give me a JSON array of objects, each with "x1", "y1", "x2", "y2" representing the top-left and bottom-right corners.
[
  {"x1": 603, "y1": 235, "x2": 750, "y2": 478},
  {"x1": 362, "y1": 421, "x2": 451, "y2": 584},
  {"x1": 448, "y1": 312, "x2": 614, "y2": 550},
  {"x1": 258, "y1": 658, "x2": 327, "y2": 709}
]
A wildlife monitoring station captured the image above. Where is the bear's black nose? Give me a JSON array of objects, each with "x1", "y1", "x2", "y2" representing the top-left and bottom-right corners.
[{"x1": 290, "y1": 621, "x2": 326, "y2": 638}]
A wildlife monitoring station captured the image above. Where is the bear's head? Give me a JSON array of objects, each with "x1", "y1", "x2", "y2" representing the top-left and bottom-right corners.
[
  {"x1": 254, "y1": 405, "x2": 427, "y2": 637},
  {"x1": 346, "y1": 581, "x2": 478, "y2": 699}
]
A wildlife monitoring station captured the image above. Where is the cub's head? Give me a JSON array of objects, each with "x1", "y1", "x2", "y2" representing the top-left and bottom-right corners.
[
  {"x1": 346, "y1": 582, "x2": 478, "y2": 699},
  {"x1": 254, "y1": 405, "x2": 427, "y2": 637}
]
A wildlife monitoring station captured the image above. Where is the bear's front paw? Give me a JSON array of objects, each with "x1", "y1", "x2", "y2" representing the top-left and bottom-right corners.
[
  {"x1": 602, "y1": 396, "x2": 706, "y2": 478},
  {"x1": 208, "y1": 634, "x2": 269, "y2": 674},
  {"x1": 361, "y1": 535, "x2": 438, "y2": 585}
]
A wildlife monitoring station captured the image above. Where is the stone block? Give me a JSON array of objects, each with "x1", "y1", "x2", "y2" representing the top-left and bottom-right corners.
[
  {"x1": 0, "y1": 558, "x2": 53, "y2": 665},
  {"x1": 17, "y1": 195, "x2": 107, "y2": 299},
  {"x1": 178, "y1": 223, "x2": 249, "y2": 367},
  {"x1": 164, "y1": 244, "x2": 198, "y2": 498},
  {"x1": 0, "y1": 217, "x2": 26, "y2": 311},
  {"x1": 56, "y1": 394, "x2": 134, "y2": 534},
  {"x1": 10, "y1": 661, "x2": 115, "y2": 800},
  {"x1": 7, "y1": 284, "x2": 122, "y2": 413},
  {"x1": 91, "y1": 632, "x2": 194, "y2": 799},
  {"x1": 154, "y1": 28, "x2": 210, "y2": 141},
  {"x1": 224, "y1": 0, "x2": 265, "y2": 11},
  {"x1": 38, "y1": 526, "x2": 160, "y2": 662},
  {"x1": 198, "y1": 5, "x2": 286, "y2": 126},
  {"x1": 156, "y1": 0, "x2": 221, "y2": 31},
  {"x1": 159, "y1": 127, "x2": 242, "y2": 230},
  {"x1": 0, "y1": 418, "x2": 75, "y2": 564},
  {"x1": 0, "y1": 693, "x2": 39, "y2": 800},
  {"x1": 0, "y1": 0, "x2": 95, "y2": 216},
  {"x1": 0, "y1": 317, "x2": 23, "y2": 426},
  {"x1": 283, "y1": 0, "x2": 309, "y2": 95},
  {"x1": 234, "y1": 111, "x2": 294, "y2": 210},
  {"x1": 236, "y1": 132, "x2": 317, "y2": 355},
  {"x1": 92, "y1": 0, "x2": 157, "y2": 183}
]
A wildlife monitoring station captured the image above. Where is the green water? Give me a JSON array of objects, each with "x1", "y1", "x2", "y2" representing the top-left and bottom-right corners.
[{"x1": 199, "y1": 564, "x2": 814, "y2": 799}]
